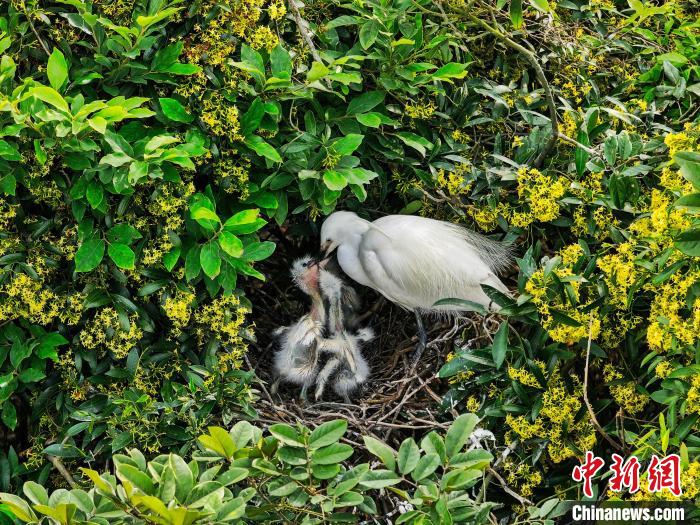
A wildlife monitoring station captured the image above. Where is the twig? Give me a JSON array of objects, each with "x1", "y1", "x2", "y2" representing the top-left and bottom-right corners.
[
  {"x1": 46, "y1": 454, "x2": 78, "y2": 488},
  {"x1": 288, "y1": 0, "x2": 323, "y2": 64},
  {"x1": 477, "y1": 439, "x2": 517, "y2": 503},
  {"x1": 487, "y1": 467, "x2": 533, "y2": 506},
  {"x1": 557, "y1": 132, "x2": 597, "y2": 154},
  {"x1": 583, "y1": 312, "x2": 623, "y2": 452},
  {"x1": 25, "y1": 10, "x2": 51, "y2": 57}
]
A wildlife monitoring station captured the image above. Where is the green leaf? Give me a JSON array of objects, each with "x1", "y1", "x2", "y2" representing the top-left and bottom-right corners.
[
  {"x1": 244, "y1": 135, "x2": 282, "y2": 163},
  {"x1": 47, "y1": 48, "x2": 68, "y2": 91},
  {"x1": 330, "y1": 134, "x2": 364, "y2": 155},
  {"x1": 397, "y1": 439, "x2": 420, "y2": 475},
  {"x1": 31, "y1": 86, "x2": 70, "y2": 113},
  {"x1": 116, "y1": 464, "x2": 154, "y2": 495},
  {"x1": 0, "y1": 140, "x2": 21, "y2": 161},
  {"x1": 185, "y1": 246, "x2": 201, "y2": 281},
  {"x1": 191, "y1": 206, "x2": 221, "y2": 229},
  {"x1": 269, "y1": 424, "x2": 305, "y2": 447},
  {"x1": 347, "y1": 91, "x2": 385, "y2": 115},
  {"x1": 445, "y1": 414, "x2": 479, "y2": 458},
  {"x1": 510, "y1": 0, "x2": 523, "y2": 28},
  {"x1": 309, "y1": 420, "x2": 347, "y2": 449},
  {"x1": 1, "y1": 402, "x2": 16, "y2": 430},
  {"x1": 224, "y1": 209, "x2": 266, "y2": 234},
  {"x1": 676, "y1": 193, "x2": 700, "y2": 213},
  {"x1": 159, "y1": 97, "x2": 193, "y2": 123},
  {"x1": 431, "y1": 63, "x2": 468, "y2": 81},
  {"x1": 359, "y1": 19, "x2": 380, "y2": 49},
  {"x1": 270, "y1": 45, "x2": 292, "y2": 78},
  {"x1": 0, "y1": 174, "x2": 16, "y2": 195},
  {"x1": 356, "y1": 113, "x2": 382, "y2": 127},
  {"x1": 311, "y1": 443, "x2": 353, "y2": 465},
  {"x1": 675, "y1": 151, "x2": 700, "y2": 190},
  {"x1": 198, "y1": 427, "x2": 236, "y2": 458},
  {"x1": 23, "y1": 482, "x2": 49, "y2": 506},
  {"x1": 396, "y1": 132, "x2": 432, "y2": 156},
  {"x1": 362, "y1": 436, "x2": 396, "y2": 470},
  {"x1": 323, "y1": 170, "x2": 348, "y2": 191},
  {"x1": 492, "y1": 321, "x2": 508, "y2": 369},
  {"x1": 18, "y1": 368, "x2": 45, "y2": 383},
  {"x1": 675, "y1": 229, "x2": 700, "y2": 257},
  {"x1": 411, "y1": 453, "x2": 441, "y2": 481},
  {"x1": 218, "y1": 231, "x2": 244, "y2": 258},
  {"x1": 75, "y1": 239, "x2": 105, "y2": 272},
  {"x1": 107, "y1": 224, "x2": 142, "y2": 244},
  {"x1": 200, "y1": 242, "x2": 221, "y2": 278},
  {"x1": 306, "y1": 61, "x2": 329, "y2": 82},
  {"x1": 86, "y1": 181, "x2": 104, "y2": 209},
  {"x1": 358, "y1": 470, "x2": 401, "y2": 489},
  {"x1": 108, "y1": 243, "x2": 135, "y2": 269},
  {"x1": 242, "y1": 241, "x2": 275, "y2": 261}
]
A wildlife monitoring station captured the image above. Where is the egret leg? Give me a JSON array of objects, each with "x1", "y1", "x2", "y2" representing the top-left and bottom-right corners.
[
  {"x1": 300, "y1": 383, "x2": 310, "y2": 402},
  {"x1": 315, "y1": 357, "x2": 341, "y2": 401},
  {"x1": 270, "y1": 377, "x2": 280, "y2": 395},
  {"x1": 411, "y1": 311, "x2": 427, "y2": 366}
]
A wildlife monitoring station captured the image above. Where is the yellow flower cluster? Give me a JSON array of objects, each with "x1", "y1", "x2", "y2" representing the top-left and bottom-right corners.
[
  {"x1": 510, "y1": 167, "x2": 566, "y2": 227},
  {"x1": 445, "y1": 352, "x2": 475, "y2": 385},
  {"x1": 503, "y1": 458, "x2": 543, "y2": 498},
  {"x1": 195, "y1": 294, "x2": 250, "y2": 369},
  {"x1": 603, "y1": 364, "x2": 648, "y2": 415},
  {"x1": 645, "y1": 269, "x2": 700, "y2": 354},
  {"x1": 148, "y1": 182, "x2": 195, "y2": 232},
  {"x1": 163, "y1": 289, "x2": 196, "y2": 334},
  {"x1": 525, "y1": 258, "x2": 601, "y2": 346},
  {"x1": 506, "y1": 368, "x2": 595, "y2": 463},
  {"x1": 0, "y1": 272, "x2": 82, "y2": 326},
  {"x1": 654, "y1": 361, "x2": 673, "y2": 380},
  {"x1": 200, "y1": 93, "x2": 245, "y2": 141},
  {"x1": 0, "y1": 200, "x2": 17, "y2": 231},
  {"x1": 268, "y1": 0, "x2": 286, "y2": 20},
  {"x1": 142, "y1": 234, "x2": 174, "y2": 267},
  {"x1": 560, "y1": 111, "x2": 578, "y2": 141},
  {"x1": 436, "y1": 164, "x2": 472, "y2": 196},
  {"x1": 214, "y1": 154, "x2": 251, "y2": 197},
  {"x1": 79, "y1": 308, "x2": 143, "y2": 359},
  {"x1": 507, "y1": 360, "x2": 546, "y2": 388},
  {"x1": 597, "y1": 242, "x2": 637, "y2": 307},
  {"x1": 405, "y1": 101, "x2": 437, "y2": 119},
  {"x1": 247, "y1": 26, "x2": 278, "y2": 52},
  {"x1": 451, "y1": 129, "x2": 470, "y2": 144}
]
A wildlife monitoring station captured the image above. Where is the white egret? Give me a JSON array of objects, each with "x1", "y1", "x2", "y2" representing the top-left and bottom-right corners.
[
  {"x1": 314, "y1": 269, "x2": 374, "y2": 402},
  {"x1": 271, "y1": 257, "x2": 325, "y2": 400},
  {"x1": 318, "y1": 211, "x2": 512, "y2": 363}
]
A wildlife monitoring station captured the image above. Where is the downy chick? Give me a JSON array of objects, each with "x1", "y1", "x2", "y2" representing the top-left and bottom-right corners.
[
  {"x1": 314, "y1": 268, "x2": 374, "y2": 402},
  {"x1": 272, "y1": 257, "x2": 325, "y2": 400}
]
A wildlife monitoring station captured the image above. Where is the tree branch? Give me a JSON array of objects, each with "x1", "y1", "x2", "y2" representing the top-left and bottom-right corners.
[{"x1": 46, "y1": 454, "x2": 78, "y2": 488}]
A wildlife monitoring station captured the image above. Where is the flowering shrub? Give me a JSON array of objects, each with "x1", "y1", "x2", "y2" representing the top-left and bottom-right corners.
[{"x1": 0, "y1": 0, "x2": 699, "y2": 522}]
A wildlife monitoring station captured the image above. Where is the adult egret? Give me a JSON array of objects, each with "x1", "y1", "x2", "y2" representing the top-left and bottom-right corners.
[
  {"x1": 271, "y1": 256, "x2": 325, "y2": 400},
  {"x1": 319, "y1": 211, "x2": 511, "y2": 363},
  {"x1": 314, "y1": 269, "x2": 374, "y2": 402}
]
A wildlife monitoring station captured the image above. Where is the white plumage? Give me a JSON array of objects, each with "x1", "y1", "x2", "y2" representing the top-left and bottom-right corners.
[
  {"x1": 314, "y1": 269, "x2": 373, "y2": 402},
  {"x1": 319, "y1": 211, "x2": 511, "y2": 363},
  {"x1": 271, "y1": 257, "x2": 325, "y2": 400}
]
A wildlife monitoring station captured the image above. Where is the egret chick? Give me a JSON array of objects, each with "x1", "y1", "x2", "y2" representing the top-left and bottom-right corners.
[
  {"x1": 314, "y1": 269, "x2": 374, "y2": 402},
  {"x1": 319, "y1": 211, "x2": 512, "y2": 364},
  {"x1": 271, "y1": 256, "x2": 325, "y2": 400}
]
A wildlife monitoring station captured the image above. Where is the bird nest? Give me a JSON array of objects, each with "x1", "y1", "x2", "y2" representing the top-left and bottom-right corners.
[{"x1": 243, "y1": 239, "x2": 501, "y2": 449}]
